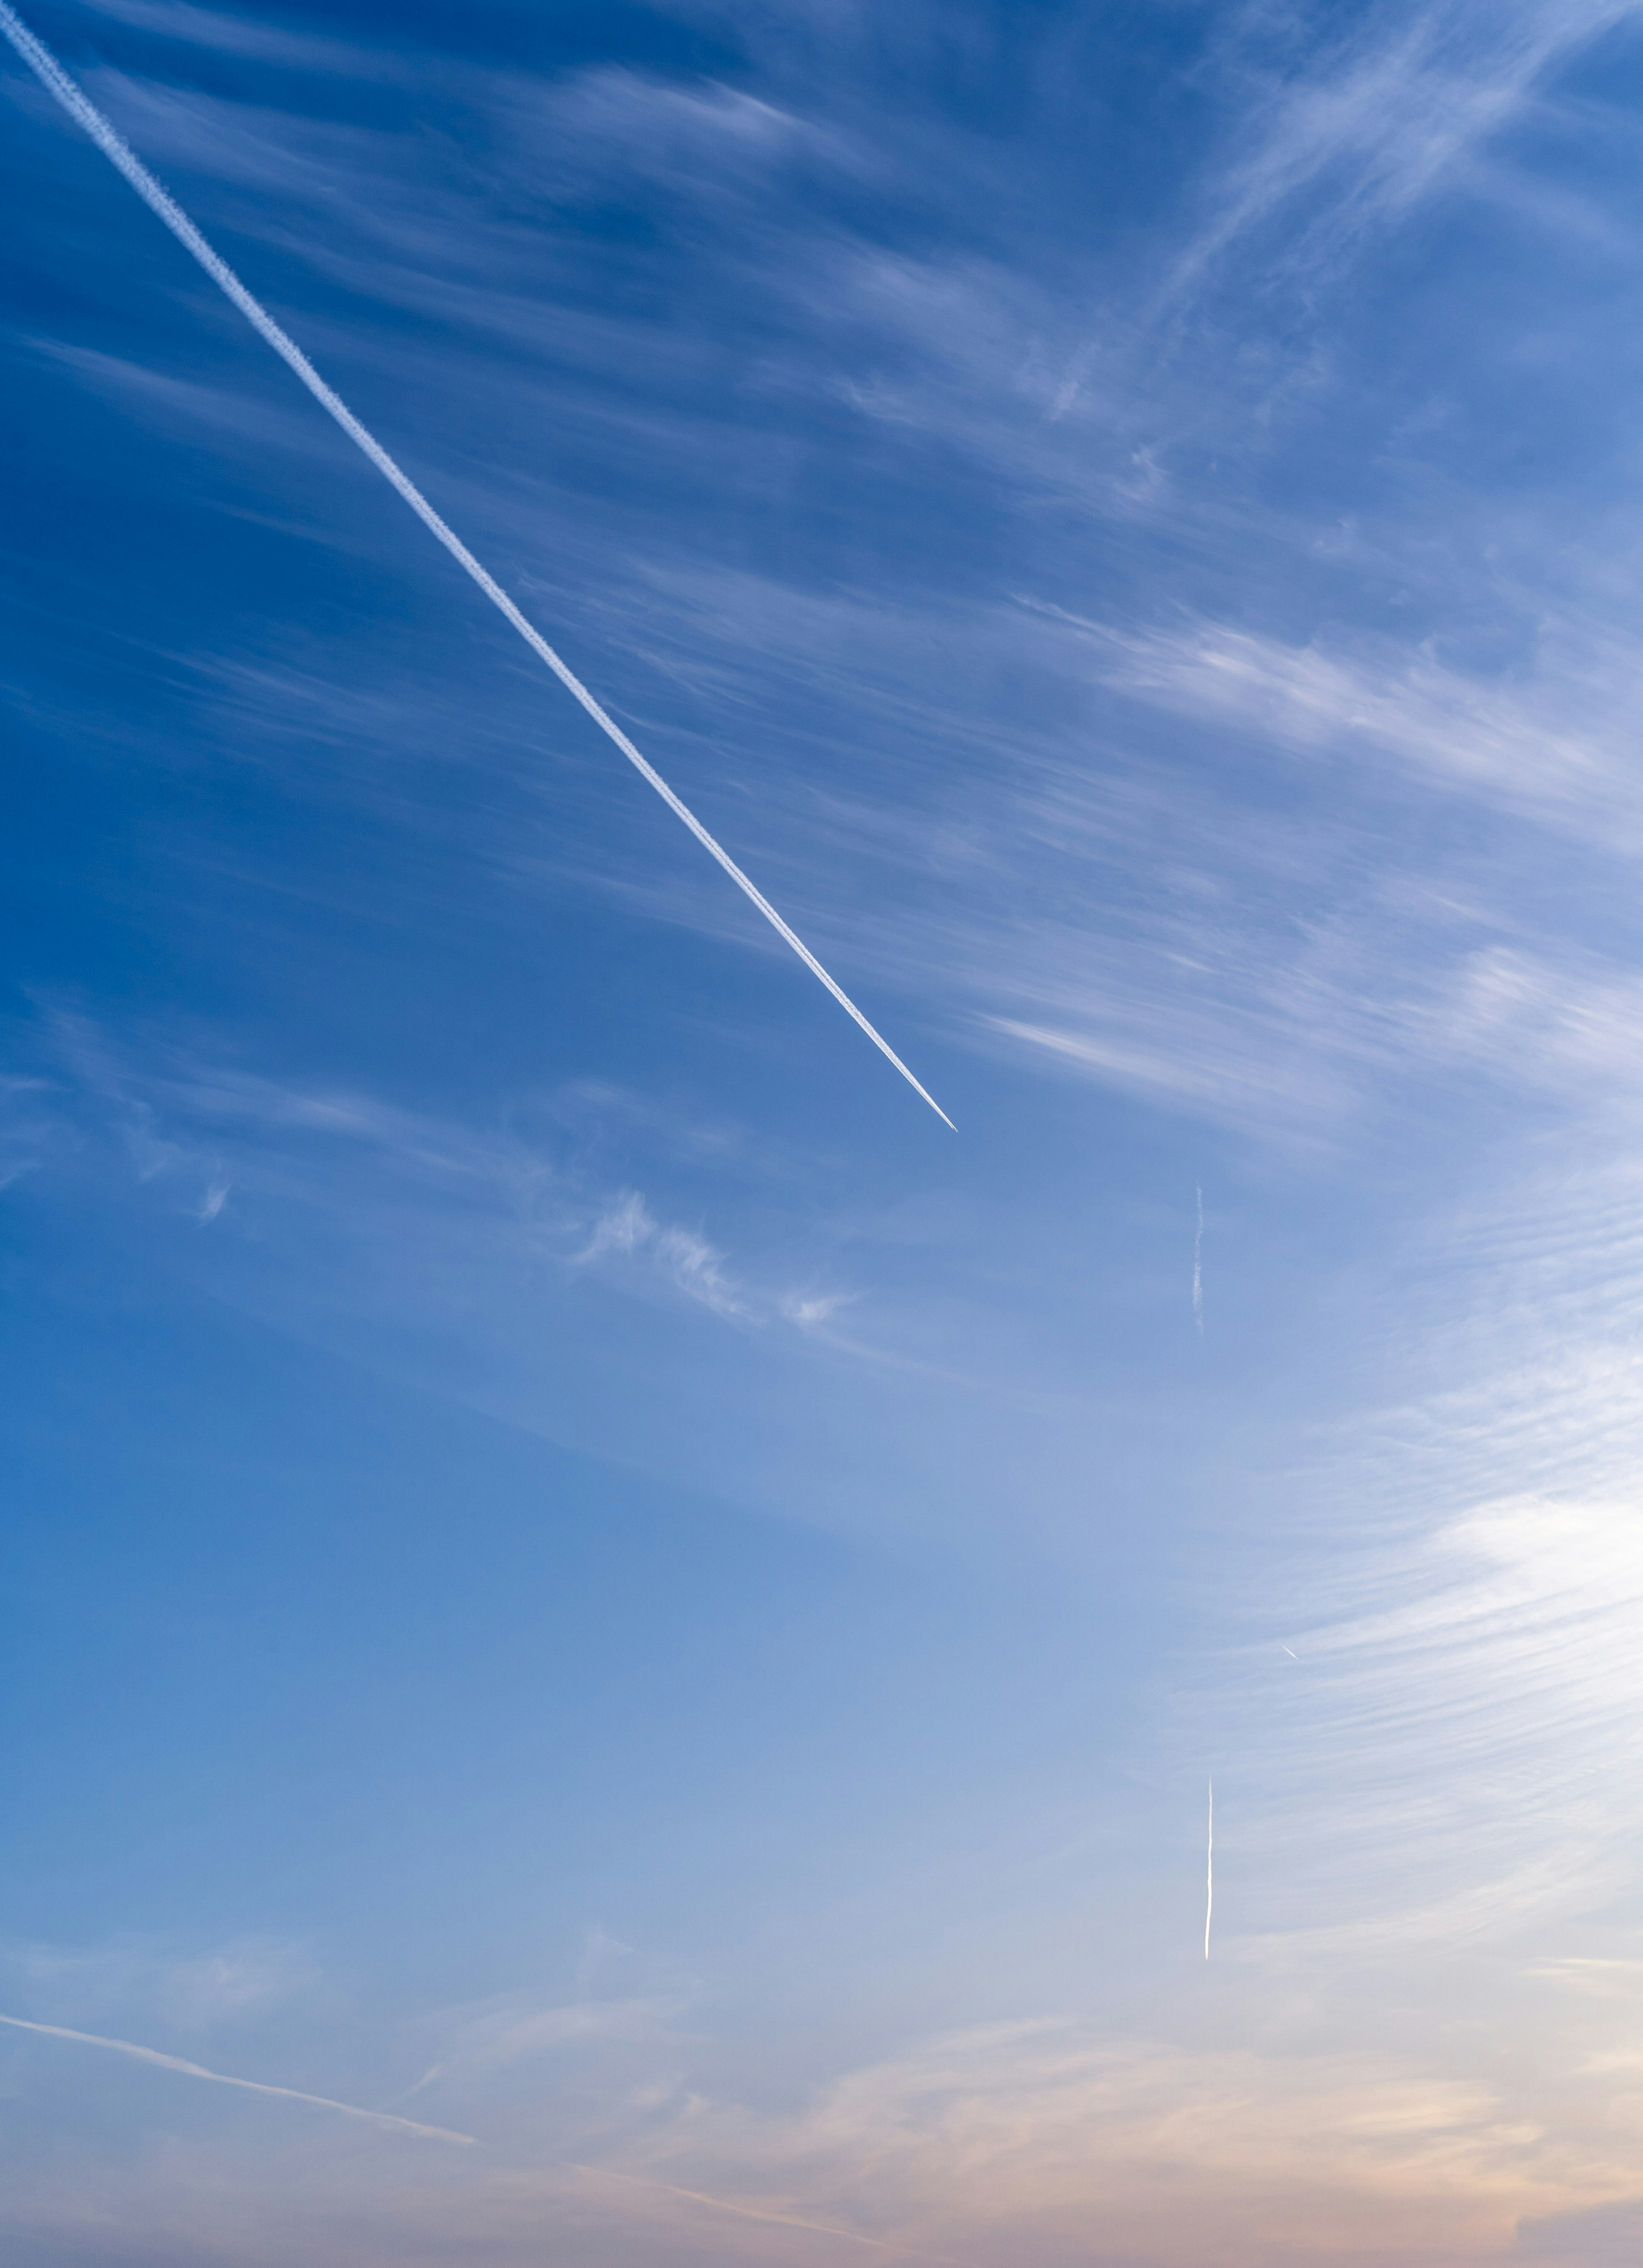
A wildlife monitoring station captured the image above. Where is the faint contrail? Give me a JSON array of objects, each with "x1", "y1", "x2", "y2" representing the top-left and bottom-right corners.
[
  {"x1": 0, "y1": 2013, "x2": 475, "y2": 2144},
  {"x1": 1192, "y1": 1182, "x2": 1204, "y2": 1336},
  {"x1": 570, "y1": 2163, "x2": 971, "y2": 2265},
  {"x1": 0, "y1": 4, "x2": 953, "y2": 1131},
  {"x1": 1204, "y1": 1779, "x2": 1213, "y2": 1960},
  {"x1": 385, "y1": 2060, "x2": 445, "y2": 2106}
]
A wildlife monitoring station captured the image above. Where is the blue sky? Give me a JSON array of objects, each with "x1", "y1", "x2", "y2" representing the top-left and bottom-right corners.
[{"x1": 6, "y1": 2, "x2": 1643, "y2": 2262}]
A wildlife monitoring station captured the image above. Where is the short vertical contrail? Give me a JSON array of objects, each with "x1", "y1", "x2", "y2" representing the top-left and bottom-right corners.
[
  {"x1": 0, "y1": 3, "x2": 953, "y2": 1130},
  {"x1": 0, "y1": 2013, "x2": 475, "y2": 2143},
  {"x1": 1204, "y1": 1779, "x2": 1213, "y2": 1960},
  {"x1": 1192, "y1": 1183, "x2": 1204, "y2": 1336}
]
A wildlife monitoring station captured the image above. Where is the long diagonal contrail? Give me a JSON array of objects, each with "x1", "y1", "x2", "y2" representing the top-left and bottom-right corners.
[
  {"x1": 0, "y1": 2013, "x2": 476, "y2": 2144},
  {"x1": 0, "y1": 4, "x2": 953, "y2": 1130}
]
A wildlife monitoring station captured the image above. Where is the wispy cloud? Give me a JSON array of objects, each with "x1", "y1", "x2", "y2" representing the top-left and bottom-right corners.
[
  {"x1": 570, "y1": 2019, "x2": 1640, "y2": 2267},
  {"x1": 1174, "y1": 0, "x2": 1643, "y2": 296},
  {"x1": 388, "y1": 1991, "x2": 689, "y2": 2111},
  {"x1": 26, "y1": 1012, "x2": 811, "y2": 1331},
  {"x1": 1084, "y1": 609, "x2": 1626, "y2": 829},
  {"x1": 575, "y1": 1192, "x2": 749, "y2": 1317},
  {"x1": 1, "y1": 1933, "x2": 317, "y2": 2034}
]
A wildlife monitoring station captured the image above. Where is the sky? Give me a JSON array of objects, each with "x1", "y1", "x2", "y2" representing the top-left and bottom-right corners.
[{"x1": 5, "y1": 0, "x2": 1643, "y2": 2261}]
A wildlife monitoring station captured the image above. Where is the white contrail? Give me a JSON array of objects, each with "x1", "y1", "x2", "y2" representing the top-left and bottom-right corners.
[
  {"x1": 0, "y1": 2013, "x2": 476, "y2": 2143},
  {"x1": 1192, "y1": 1182, "x2": 1204, "y2": 1336},
  {"x1": 1204, "y1": 1779, "x2": 1213, "y2": 1961},
  {"x1": 0, "y1": 4, "x2": 953, "y2": 1131}
]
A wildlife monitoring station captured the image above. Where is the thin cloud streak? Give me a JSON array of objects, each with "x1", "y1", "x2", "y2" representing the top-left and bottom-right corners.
[
  {"x1": 1089, "y1": 613, "x2": 1616, "y2": 823},
  {"x1": 0, "y1": 3, "x2": 952, "y2": 1131},
  {"x1": 0, "y1": 2013, "x2": 476, "y2": 2143},
  {"x1": 1171, "y1": 0, "x2": 1643, "y2": 297}
]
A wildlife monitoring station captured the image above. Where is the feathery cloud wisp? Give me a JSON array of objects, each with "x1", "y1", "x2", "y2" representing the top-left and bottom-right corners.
[{"x1": 1172, "y1": 0, "x2": 1643, "y2": 295}]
